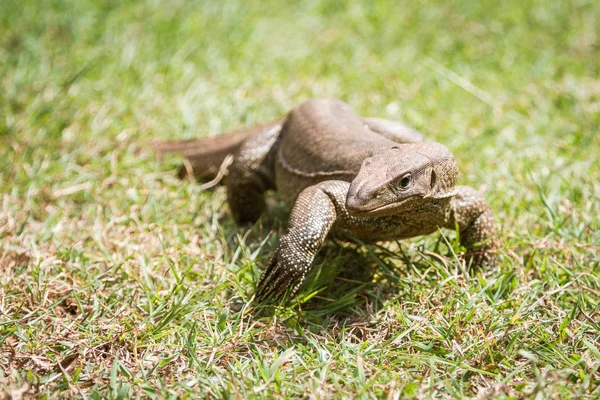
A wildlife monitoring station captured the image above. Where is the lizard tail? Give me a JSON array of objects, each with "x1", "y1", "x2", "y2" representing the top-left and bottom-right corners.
[{"x1": 153, "y1": 119, "x2": 283, "y2": 181}]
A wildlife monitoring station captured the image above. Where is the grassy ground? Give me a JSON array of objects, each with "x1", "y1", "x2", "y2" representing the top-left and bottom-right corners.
[{"x1": 1, "y1": 0, "x2": 599, "y2": 398}]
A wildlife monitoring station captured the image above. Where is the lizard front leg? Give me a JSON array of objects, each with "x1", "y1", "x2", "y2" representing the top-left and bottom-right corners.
[
  {"x1": 256, "y1": 181, "x2": 346, "y2": 302},
  {"x1": 446, "y1": 186, "x2": 500, "y2": 268}
]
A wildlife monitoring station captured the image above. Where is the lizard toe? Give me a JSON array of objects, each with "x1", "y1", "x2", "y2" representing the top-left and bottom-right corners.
[{"x1": 255, "y1": 247, "x2": 308, "y2": 303}]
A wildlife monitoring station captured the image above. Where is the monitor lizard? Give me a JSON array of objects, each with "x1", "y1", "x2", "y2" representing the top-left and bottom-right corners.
[{"x1": 154, "y1": 99, "x2": 499, "y2": 302}]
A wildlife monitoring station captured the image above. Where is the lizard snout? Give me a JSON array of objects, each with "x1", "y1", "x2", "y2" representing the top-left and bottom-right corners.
[
  {"x1": 345, "y1": 195, "x2": 363, "y2": 216},
  {"x1": 346, "y1": 181, "x2": 381, "y2": 217}
]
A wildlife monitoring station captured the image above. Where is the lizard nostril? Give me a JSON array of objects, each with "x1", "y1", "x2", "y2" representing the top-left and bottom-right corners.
[{"x1": 371, "y1": 188, "x2": 384, "y2": 199}]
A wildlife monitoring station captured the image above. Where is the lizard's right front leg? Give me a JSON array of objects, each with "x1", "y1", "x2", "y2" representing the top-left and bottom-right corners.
[{"x1": 255, "y1": 181, "x2": 347, "y2": 302}]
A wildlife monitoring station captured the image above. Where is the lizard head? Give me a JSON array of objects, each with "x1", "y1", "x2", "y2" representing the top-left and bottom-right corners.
[{"x1": 346, "y1": 143, "x2": 458, "y2": 218}]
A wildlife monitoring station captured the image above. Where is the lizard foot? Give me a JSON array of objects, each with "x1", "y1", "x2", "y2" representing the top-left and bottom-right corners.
[
  {"x1": 255, "y1": 240, "x2": 311, "y2": 303},
  {"x1": 465, "y1": 243, "x2": 499, "y2": 269}
]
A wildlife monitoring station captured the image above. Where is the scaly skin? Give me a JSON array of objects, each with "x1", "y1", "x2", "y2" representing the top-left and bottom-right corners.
[{"x1": 154, "y1": 99, "x2": 499, "y2": 303}]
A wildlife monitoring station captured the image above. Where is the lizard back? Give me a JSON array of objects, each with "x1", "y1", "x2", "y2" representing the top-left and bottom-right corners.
[{"x1": 275, "y1": 99, "x2": 396, "y2": 203}]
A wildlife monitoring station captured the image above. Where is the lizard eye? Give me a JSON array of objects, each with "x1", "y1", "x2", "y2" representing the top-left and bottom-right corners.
[{"x1": 399, "y1": 174, "x2": 412, "y2": 189}]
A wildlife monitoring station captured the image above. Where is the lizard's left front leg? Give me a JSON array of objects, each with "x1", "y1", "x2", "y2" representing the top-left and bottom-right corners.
[
  {"x1": 256, "y1": 181, "x2": 348, "y2": 302},
  {"x1": 446, "y1": 186, "x2": 500, "y2": 268}
]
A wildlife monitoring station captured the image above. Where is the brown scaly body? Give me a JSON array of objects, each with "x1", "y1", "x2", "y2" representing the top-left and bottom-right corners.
[{"x1": 154, "y1": 99, "x2": 499, "y2": 302}]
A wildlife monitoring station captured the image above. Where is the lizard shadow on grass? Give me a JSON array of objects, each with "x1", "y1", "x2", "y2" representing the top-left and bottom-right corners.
[
  {"x1": 217, "y1": 197, "x2": 443, "y2": 321},
  {"x1": 293, "y1": 238, "x2": 440, "y2": 319}
]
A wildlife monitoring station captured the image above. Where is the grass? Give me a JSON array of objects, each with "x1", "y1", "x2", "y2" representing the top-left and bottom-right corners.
[{"x1": 1, "y1": 0, "x2": 599, "y2": 398}]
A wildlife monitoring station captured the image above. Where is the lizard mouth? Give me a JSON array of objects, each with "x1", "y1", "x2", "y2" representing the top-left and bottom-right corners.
[{"x1": 346, "y1": 196, "x2": 416, "y2": 218}]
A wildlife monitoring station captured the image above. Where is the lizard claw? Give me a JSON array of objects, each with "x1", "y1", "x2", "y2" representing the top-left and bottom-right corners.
[{"x1": 255, "y1": 240, "x2": 310, "y2": 303}]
